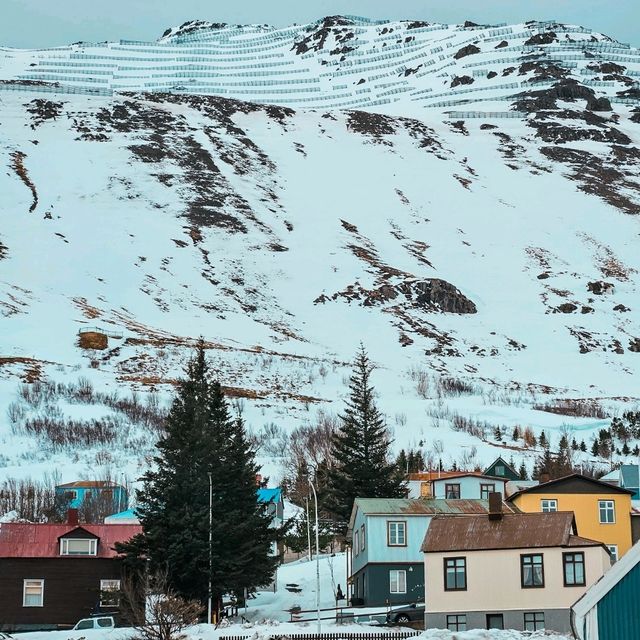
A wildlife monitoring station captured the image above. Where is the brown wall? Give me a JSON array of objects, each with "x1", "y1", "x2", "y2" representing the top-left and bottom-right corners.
[{"x1": 0, "y1": 557, "x2": 123, "y2": 631}]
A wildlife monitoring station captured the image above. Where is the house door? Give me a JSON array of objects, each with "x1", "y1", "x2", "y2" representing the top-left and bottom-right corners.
[{"x1": 486, "y1": 614, "x2": 504, "y2": 629}]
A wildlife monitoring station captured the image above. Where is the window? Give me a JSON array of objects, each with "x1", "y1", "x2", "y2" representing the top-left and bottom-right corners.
[
  {"x1": 521, "y1": 554, "x2": 544, "y2": 588},
  {"x1": 445, "y1": 483, "x2": 461, "y2": 499},
  {"x1": 495, "y1": 465, "x2": 505, "y2": 476},
  {"x1": 64, "y1": 490, "x2": 77, "y2": 501},
  {"x1": 444, "y1": 557, "x2": 467, "y2": 590},
  {"x1": 354, "y1": 530, "x2": 359, "y2": 556},
  {"x1": 541, "y1": 499, "x2": 558, "y2": 512},
  {"x1": 23, "y1": 579, "x2": 44, "y2": 607},
  {"x1": 524, "y1": 612, "x2": 545, "y2": 631},
  {"x1": 360, "y1": 524, "x2": 365, "y2": 552},
  {"x1": 607, "y1": 545, "x2": 618, "y2": 562},
  {"x1": 60, "y1": 538, "x2": 97, "y2": 556},
  {"x1": 447, "y1": 615, "x2": 466, "y2": 631},
  {"x1": 480, "y1": 483, "x2": 496, "y2": 499},
  {"x1": 563, "y1": 552, "x2": 586, "y2": 586},
  {"x1": 486, "y1": 614, "x2": 504, "y2": 629},
  {"x1": 599, "y1": 500, "x2": 615, "y2": 524},
  {"x1": 389, "y1": 569, "x2": 406, "y2": 594},
  {"x1": 99, "y1": 579, "x2": 121, "y2": 607},
  {"x1": 387, "y1": 521, "x2": 406, "y2": 546}
]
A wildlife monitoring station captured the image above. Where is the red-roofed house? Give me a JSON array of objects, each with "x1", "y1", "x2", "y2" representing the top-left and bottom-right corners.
[{"x1": 0, "y1": 510, "x2": 141, "y2": 631}]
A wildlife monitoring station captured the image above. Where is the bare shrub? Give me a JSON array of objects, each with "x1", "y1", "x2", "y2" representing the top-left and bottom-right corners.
[
  {"x1": 256, "y1": 422, "x2": 289, "y2": 457},
  {"x1": 123, "y1": 574, "x2": 202, "y2": 640},
  {"x1": 409, "y1": 366, "x2": 430, "y2": 399},
  {"x1": 437, "y1": 377, "x2": 476, "y2": 396},
  {"x1": 7, "y1": 401, "x2": 26, "y2": 426},
  {"x1": 0, "y1": 475, "x2": 59, "y2": 521},
  {"x1": 523, "y1": 426, "x2": 537, "y2": 448},
  {"x1": 451, "y1": 413, "x2": 492, "y2": 439},
  {"x1": 533, "y1": 399, "x2": 607, "y2": 419}
]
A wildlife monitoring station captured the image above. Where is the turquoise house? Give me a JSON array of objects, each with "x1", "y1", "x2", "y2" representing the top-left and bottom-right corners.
[
  {"x1": 572, "y1": 540, "x2": 640, "y2": 640},
  {"x1": 55, "y1": 481, "x2": 128, "y2": 511}
]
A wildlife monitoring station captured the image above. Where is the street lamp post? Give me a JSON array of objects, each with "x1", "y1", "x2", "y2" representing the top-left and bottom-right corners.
[
  {"x1": 308, "y1": 479, "x2": 321, "y2": 635},
  {"x1": 208, "y1": 472, "x2": 213, "y2": 624},
  {"x1": 305, "y1": 496, "x2": 312, "y2": 562}
]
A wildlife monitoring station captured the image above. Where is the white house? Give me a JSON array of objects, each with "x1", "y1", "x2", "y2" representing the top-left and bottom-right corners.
[{"x1": 430, "y1": 473, "x2": 508, "y2": 500}]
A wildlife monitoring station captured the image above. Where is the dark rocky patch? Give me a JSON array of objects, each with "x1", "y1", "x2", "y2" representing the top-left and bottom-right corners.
[
  {"x1": 587, "y1": 281, "x2": 615, "y2": 295},
  {"x1": 556, "y1": 303, "x2": 578, "y2": 313},
  {"x1": 540, "y1": 146, "x2": 640, "y2": 215},
  {"x1": 453, "y1": 44, "x2": 481, "y2": 60},
  {"x1": 451, "y1": 75, "x2": 474, "y2": 88},
  {"x1": 403, "y1": 65, "x2": 422, "y2": 77},
  {"x1": 581, "y1": 306, "x2": 594, "y2": 314},
  {"x1": 480, "y1": 123, "x2": 497, "y2": 130},
  {"x1": 525, "y1": 32, "x2": 557, "y2": 46},
  {"x1": 406, "y1": 21, "x2": 430, "y2": 29},
  {"x1": 614, "y1": 304, "x2": 630, "y2": 312},
  {"x1": 487, "y1": 71, "x2": 498, "y2": 79},
  {"x1": 346, "y1": 110, "x2": 396, "y2": 141},
  {"x1": 25, "y1": 99, "x2": 65, "y2": 127},
  {"x1": 448, "y1": 120, "x2": 469, "y2": 136},
  {"x1": 588, "y1": 62, "x2": 626, "y2": 75},
  {"x1": 518, "y1": 61, "x2": 568, "y2": 82},
  {"x1": 495, "y1": 40, "x2": 508, "y2": 49},
  {"x1": 292, "y1": 16, "x2": 354, "y2": 54},
  {"x1": 629, "y1": 338, "x2": 640, "y2": 352}
]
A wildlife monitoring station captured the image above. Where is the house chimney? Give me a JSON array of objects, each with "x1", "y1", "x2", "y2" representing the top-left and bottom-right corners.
[
  {"x1": 67, "y1": 508, "x2": 79, "y2": 526},
  {"x1": 488, "y1": 492, "x2": 503, "y2": 521},
  {"x1": 539, "y1": 471, "x2": 550, "y2": 485}
]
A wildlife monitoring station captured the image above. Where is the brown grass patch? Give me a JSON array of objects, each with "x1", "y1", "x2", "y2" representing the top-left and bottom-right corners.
[{"x1": 78, "y1": 332, "x2": 108, "y2": 350}]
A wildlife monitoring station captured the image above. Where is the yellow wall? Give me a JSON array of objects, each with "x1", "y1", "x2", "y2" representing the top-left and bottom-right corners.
[{"x1": 511, "y1": 492, "x2": 632, "y2": 557}]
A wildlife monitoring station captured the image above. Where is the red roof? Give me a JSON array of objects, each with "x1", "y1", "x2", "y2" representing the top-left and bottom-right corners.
[{"x1": 0, "y1": 523, "x2": 141, "y2": 558}]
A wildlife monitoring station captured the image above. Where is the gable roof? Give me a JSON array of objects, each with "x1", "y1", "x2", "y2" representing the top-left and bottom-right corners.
[
  {"x1": 572, "y1": 540, "x2": 640, "y2": 639},
  {"x1": 56, "y1": 480, "x2": 123, "y2": 489},
  {"x1": 347, "y1": 498, "x2": 517, "y2": 536},
  {"x1": 484, "y1": 456, "x2": 520, "y2": 479},
  {"x1": 421, "y1": 512, "x2": 604, "y2": 553},
  {"x1": 507, "y1": 473, "x2": 635, "y2": 500},
  {"x1": 430, "y1": 472, "x2": 508, "y2": 484},
  {"x1": 257, "y1": 488, "x2": 282, "y2": 503},
  {"x1": 407, "y1": 471, "x2": 478, "y2": 482},
  {"x1": 0, "y1": 523, "x2": 141, "y2": 558}
]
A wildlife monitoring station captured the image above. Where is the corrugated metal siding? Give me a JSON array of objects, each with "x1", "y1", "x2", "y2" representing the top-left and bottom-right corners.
[{"x1": 597, "y1": 562, "x2": 640, "y2": 640}]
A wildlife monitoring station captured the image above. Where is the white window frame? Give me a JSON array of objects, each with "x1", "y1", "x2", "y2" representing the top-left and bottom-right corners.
[
  {"x1": 607, "y1": 545, "x2": 618, "y2": 562},
  {"x1": 99, "y1": 579, "x2": 121, "y2": 607},
  {"x1": 598, "y1": 500, "x2": 616, "y2": 524},
  {"x1": 387, "y1": 521, "x2": 406, "y2": 546},
  {"x1": 541, "y1": 499, "x2": 558, "y2": 512},
  {"x1": 23, "y1": 579, "x2": 44, "y2": 607},
  {"x1": 360, "y1": 524, "x2": 365, "y2": 552},
  {"x1": 60, "y1": 538, "x2": 98, "y2": 556},
  {"x1": 354, "y1": 530, "x2": 359, "y2": 556},
  {"x1": 389, "y1": 569, "x2": 407, "y2": 594}
]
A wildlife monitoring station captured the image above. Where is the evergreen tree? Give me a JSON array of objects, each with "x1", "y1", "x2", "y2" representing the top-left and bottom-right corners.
[
  {"x1": 580, "y1": 440, "x2": 587, "y2": 453},
  {"x1": 633, "y1": 445, "x2": 640, "y2": 457},
  {"x1": 324, "y1": 346, "x2": 405, "y2": 530},
  {"x1": 129, "y1": 341, "x2": 281, "y2": 609},
  {"x1": 493, "y1": 426, "x2": 502, "y2": 441},
  {"x1": 518, "y1": 461, "x2": 528, "y2": 480},
  {"x1": 571, "y1": 438, "x2": 579, "y2": 451},
  {"x1": 591, "y1": 438, "x2": 600, "y2": 457},
  {"x1": 512, "y1": 426, "x2": 521, "y2": 441},
  {"x1": 396, "y1": 449, "x2": 408, "y2": 474},
  {"x1": 622, "y1": 443, "x2": 631, "y2": 456},
  {"x1": 539, "y1": 431, "x2": 548, "y2": 449}
]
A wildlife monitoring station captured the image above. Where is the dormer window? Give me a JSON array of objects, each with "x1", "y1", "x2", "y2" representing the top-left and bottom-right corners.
[{"x1": 60, "y1": 538, "x2": 97, "y2": 556}]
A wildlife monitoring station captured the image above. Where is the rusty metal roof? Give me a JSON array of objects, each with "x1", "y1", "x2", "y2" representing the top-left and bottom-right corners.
[
  {"x1": 421, "y1": 512, "x2": 603, "y2": 552},
  {"x1": 354, "y1": 497, "x2": 517, "y2": 516},
  {"x1": 0, "y1": 523, "x2": 141, "y2": 558},
  {"x1": 56, "y1": 480, "x2": 122, "y2": 489}
]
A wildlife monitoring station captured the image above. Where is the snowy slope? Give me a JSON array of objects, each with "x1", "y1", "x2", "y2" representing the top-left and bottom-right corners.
[{"x1": 0, "y1": 16, "x2": 640, "y2": 489}]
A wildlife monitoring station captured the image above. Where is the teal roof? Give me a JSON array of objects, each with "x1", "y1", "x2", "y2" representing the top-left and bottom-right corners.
[
  {"x1": 105, "y1": 508, "x2": 137, "y2": 520},
  {"x1": 257, "y1": 488, "x2": 282, "y2": 503}
]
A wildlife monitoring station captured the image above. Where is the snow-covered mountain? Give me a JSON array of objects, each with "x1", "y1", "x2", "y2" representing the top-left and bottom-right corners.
[{"x1": 0, "y1": 16, "x2": 639, "y2": 487}]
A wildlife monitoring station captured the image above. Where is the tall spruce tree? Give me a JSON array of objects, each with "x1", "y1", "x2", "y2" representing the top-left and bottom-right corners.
[
  {"x1": 324, "y1": 346, "x2": 405, "y2": 530},
  {"x1": 132, "y1": 341, "x2": 280, "y2": 608}
]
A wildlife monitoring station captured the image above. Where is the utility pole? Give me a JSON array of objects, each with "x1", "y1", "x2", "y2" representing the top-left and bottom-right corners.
[
  {"x1": 308, "y1": 478, "x2": 321, "y2": 634},
  {"x1": 208, "y1": 472, "x2": 213, "y2": 625},
  {"x1": 305, "y1": 496, "x2": 312, "y2": 561}
]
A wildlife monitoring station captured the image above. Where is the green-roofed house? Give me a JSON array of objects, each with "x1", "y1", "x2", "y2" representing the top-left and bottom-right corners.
[
  {"x1": 346, "y1": 497, "x2": 516, "y2": 606},
  {"x1": 483, "y1": 457, "x2": 520, "y2": 482}
]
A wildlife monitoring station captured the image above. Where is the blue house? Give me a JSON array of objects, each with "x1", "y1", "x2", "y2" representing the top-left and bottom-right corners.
[
  {"x1": 601, "y1": 465, "x2": 640, "y2": 500},
  {"x1": 257, "y1": 487, "x2": 284, "y2": 557},
  {"x1": 55, "y1": 481, "x2": 128, "y2": 511},
  {"x1": 346, "y1": 497, "x2": 516, "y2": 606},
  {"x1": 572, "y1": 540, "x2": 640, "y2": 640}
]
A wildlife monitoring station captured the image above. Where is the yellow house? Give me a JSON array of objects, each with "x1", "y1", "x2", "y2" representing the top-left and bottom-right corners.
[{"x1": 508, "y1": 474, "x2": 633, "y2": 560}]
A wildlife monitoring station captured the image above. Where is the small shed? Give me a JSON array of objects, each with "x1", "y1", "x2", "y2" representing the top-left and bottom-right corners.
[{"x1": 572, "y1": 540, "x2": 640, "y2": 640}]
